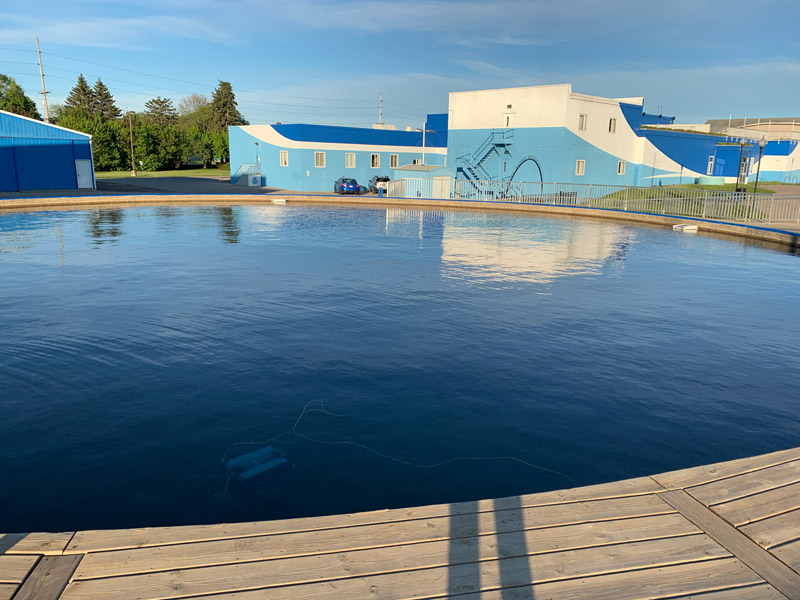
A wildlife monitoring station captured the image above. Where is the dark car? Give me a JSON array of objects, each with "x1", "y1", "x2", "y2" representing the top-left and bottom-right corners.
[
  {"x1": 334, "y1": 177, "x2": 360, "y2": 194},
  {"x1": 369, "y1": 176, "x2": 390, "y2": 194}
]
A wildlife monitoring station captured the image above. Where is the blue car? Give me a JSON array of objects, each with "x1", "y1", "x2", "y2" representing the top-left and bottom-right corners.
[{"x1": 334, "y1": 177, "x2": 360, "y2": 194}]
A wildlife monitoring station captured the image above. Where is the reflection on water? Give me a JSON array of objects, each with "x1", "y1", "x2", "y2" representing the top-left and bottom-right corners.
[
  {"x1": 88, "y1": 209, "x2": 125, "y2": 245},
  {"x1": 215, "y1": 207, "x2": 240, "y2": 244},
  {"x1": 438, "y1": 212, "x2": 633, "y2": 283}
]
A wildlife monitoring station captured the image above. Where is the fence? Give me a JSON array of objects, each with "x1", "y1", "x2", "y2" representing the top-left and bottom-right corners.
[{"x1": 387, "y1": 178, "x2": 800, "y2": 224}]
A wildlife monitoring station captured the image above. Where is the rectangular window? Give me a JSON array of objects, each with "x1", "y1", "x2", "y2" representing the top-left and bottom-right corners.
[
  {"x1": 371, "y1": 153, "x2": 380, "y2": 168},
  {"x1": 617, "y1": 160, "x2": 626, "y2": 175},
  {"x1": 314, "y1": 151, "x2": 325, "y2": 168},
  {"x1": 575, "y1": 159, "x2": 585, "y2": 176},
  {"x1": 345, "y1": 153, "x2": 355, "y2": 168},
  {"x1": 390, "y1": 154, "x2": 399, "y2": 168},
  {"x1": 412, "y1": 158, "x2": 421, "y2": 165},
  {"x1": 707, "y1": 155, "x2": 715, "y2": 175},
  {"x1": 578, "y1": 114, "x2": 587, "y2": 131},
  {"x1": 279, "y1": 150, "x2": 288, "y2": 167},
  {"x1": 609, "y1": 118, "x2": 617, "y2": 133}
]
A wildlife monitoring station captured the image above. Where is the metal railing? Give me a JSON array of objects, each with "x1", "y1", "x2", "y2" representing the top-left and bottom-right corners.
[
  {"x1": 231, "y1": 163, "x2": 261, "y2": 184},
  {"x1": 388, "y1": 178, "x2": 800, "y2": 224}
]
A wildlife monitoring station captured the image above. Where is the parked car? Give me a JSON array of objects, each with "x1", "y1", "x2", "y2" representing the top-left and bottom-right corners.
[
  {"x1": 369, "y1": 176, "x2": 390, "y2": 194},
  {"x1": 334, "y1": 177, "x2": 360, "y2": 194}
]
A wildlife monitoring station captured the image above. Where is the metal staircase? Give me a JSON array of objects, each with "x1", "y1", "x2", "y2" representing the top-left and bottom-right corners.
[{"x1": 456, "y1": 129, "x2": 514, "y2": 181}]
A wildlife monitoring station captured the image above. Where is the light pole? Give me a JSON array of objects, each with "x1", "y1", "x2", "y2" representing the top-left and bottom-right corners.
[
  {"x1": 735, "y1": 140, "x2": 747, "y2": 192},
  {"x1": 128, "y1": 111, "x2": 137, "y2": 177},
  {"x1": 753, "y1": 139, "x2": 767, "y2": 194}
]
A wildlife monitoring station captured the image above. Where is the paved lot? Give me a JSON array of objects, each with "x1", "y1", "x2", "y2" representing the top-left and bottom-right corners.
[{"x1": 0, "y1": 177, "x2": 283, "y2": 199}]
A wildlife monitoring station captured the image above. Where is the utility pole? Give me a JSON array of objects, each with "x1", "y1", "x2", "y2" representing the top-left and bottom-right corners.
[
  {"x1": 128, "y1": 111, "x2": 137, "y2": 177},
  {"x1": 378, "y1": 92, "x2": 382, "y2": 125},
  {"x1": 35, "y1": 37, "x2": 50, "y2": 122}
]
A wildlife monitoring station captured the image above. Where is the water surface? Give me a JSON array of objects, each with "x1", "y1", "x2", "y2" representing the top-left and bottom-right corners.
[{"x1": 1, "y1": 204, "x2": 798, "y2": 532}]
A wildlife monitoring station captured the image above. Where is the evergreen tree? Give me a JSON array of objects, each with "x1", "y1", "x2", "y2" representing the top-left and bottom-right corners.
[
  {"x1": 0, "y1": 74, "x2": 41, "y2": 119},
  {"x1": 64, "y1": 74, "x2": 96, "y2": 117},
  {"x1": 210, "y1": 80, "x2": 247, "y2": 131},
  {"x1": 144, "y1": 96, "x2": 178, "y2": 127},
  {"x1": 93, "y1": 79, "x2": 121, "y2": 120}
]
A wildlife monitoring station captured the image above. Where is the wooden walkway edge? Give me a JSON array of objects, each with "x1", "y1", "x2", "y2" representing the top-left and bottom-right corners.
[{"x1": 2, "y1": 447, "x2": 799, "y2": 599}]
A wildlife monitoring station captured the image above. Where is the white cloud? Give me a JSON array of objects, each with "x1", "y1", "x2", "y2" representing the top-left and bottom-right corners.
[{"x1": 0, "y1": 14, "x2": 234, "y2": 48}]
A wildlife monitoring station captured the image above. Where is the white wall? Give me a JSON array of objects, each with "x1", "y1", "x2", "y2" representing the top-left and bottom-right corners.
[{"x1": 448, "y1": 84, "x2": 572, "y2": 130}]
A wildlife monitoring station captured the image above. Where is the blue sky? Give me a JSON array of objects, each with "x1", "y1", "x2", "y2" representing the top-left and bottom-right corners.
[{"x1": 2, "y1": 0, "x2": 799, "y2": 128}]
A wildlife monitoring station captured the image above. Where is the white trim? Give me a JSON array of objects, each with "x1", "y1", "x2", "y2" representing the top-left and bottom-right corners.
[
  {"x1": 237, "y1": 125, "x2": 446, "y2": 154},
  {"x1": 0, "y1": 108, "x2": 92, "y2": 139}
]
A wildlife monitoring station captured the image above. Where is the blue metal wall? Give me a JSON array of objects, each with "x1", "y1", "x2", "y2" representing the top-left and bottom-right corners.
[{"x1": 0, "y1": 111, "x2": 94, "y2": 192}]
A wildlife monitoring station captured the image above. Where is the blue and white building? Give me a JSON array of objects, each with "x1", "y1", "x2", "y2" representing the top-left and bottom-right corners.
[
  {"x1": 0, "y1": 110, "x2": 95, "y2": 193},
  {"x1": 229, "y1": 115, "x2": 447, "y2": 192},
  {"x1": 447, "y1": 84, "x2": 799, "y2": 187},
  {"x1": 228, "y1": 84, "x2": 800, "y2": 192}
]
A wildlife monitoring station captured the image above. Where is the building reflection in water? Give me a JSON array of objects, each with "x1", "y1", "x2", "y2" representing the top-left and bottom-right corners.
[{"x1": 384, "y1": 209, "x2": 633, "y2": 284}]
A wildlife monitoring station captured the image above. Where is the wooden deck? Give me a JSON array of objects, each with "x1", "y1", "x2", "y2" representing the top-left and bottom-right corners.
[{"x1": 2, "y1": 448, "x2": 799, "y2": 600}]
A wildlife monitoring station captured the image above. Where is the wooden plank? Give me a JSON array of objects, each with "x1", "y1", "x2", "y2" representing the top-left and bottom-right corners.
[
  {"x1": 72, "y1": 500, "x2": 684, "y2": 580},
  {"x1": 710, "y1": 482, "x2": 800, "y2": 526},
  {"x1": 0, "y1": 554, "x2": 39, "y2": 583},
  {"x1": 13, "y1": 555, "x2": 82, "y2": 600},
  {"x1": 741, "y1": 508, "x2": 800, "y2": 548},
  {"x1": 773, "y1": 539, "x2": 800, "y2": 573},
  {"x1": 0, "y1": 584, "x2": 17, "y2": 600},
  {"x1": 60, "y1": 534, "x2": 729, "y2": 600},
  {"x1": 660, "y1": 489, "x2": 800, "y2": 600},
  {"x1": 688, "y1": 459, "x2": 800, "y2": 506},
  {"x1": 459, "y1": 580, "x2": 787, "y2": 600},
  {"x1": 652, "y1": 447, "x2": 800, "y2": 490},
  {"x1": 112, "y1": 557, "x2": 762, "y2": 600},
  {"x1": 2, "y1": 532, "x2": 75, "y2": 556},
  {"x1": 66, "y1": 476, "x2": 663, "y2": 552}
]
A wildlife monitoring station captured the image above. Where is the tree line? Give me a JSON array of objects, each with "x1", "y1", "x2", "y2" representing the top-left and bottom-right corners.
[{"x1": 0, "y1": 73, "x2": 248, "y2": 171}]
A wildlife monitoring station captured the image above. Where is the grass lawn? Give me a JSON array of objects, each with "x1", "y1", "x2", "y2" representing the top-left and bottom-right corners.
[
  {"x1": 95, "y1": 165, "x2": 230, "y2": 179},
  {"x1": 665, "y1": 182, "x2": 776, "y2": 194}
]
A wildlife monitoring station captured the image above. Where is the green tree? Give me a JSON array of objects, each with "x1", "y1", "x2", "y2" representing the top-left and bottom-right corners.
[
  {"x1": 93, "y1": 79, "x2": 121, "y2": 120},
  {"x1": 0, "y1": 74, "x2": 41, "y2": 119},
  {"x1": 64, "y1": 74, "x2": 95, "y2": 118},
  {"x1": 210, "y1": 80, "x2": 247, "y2": 131},
  {"x1": 144, "y1": 96, "x2": 177, "y2": 127}
]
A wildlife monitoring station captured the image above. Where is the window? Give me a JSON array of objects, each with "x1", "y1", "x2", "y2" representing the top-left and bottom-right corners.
[
  {"x1": 575, "y1": 160, "x2": 585, "y2": 176},
  {"x1": 707, "y1": 155, "x2": 715, "y2": 176},
  {"x1": 390, "y1": 154, "x2": 399, "y2": 168},
  {"x1": 412, "y1": 158, "x2": 422, "y2": 165},
  {"x1": 609, "y1": 118, "x2": 617, "y2": 133},
  {"x1": 578, "y1": 114, "x2": 587, "y2": 131},
  {"x1": 371, "y1": 153, "x2": 380, "y2": 168},
  {"x1": 617, "y1": 160, "x2": 626, "y2": 175},
  {"x1": 315, "y1": 152, "x2": 326, "y2": 168},
  {"x1": 279, "y1": 150, "x2": 288, "y2": 167},
  {"x1": 345, "y1": 153, "x2": 355, "y2": 168}
]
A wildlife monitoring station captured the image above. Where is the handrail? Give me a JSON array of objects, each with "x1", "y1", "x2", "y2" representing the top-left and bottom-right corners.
[{"x1": 392, "y1": 178, "x2": 800, "y2": 224}]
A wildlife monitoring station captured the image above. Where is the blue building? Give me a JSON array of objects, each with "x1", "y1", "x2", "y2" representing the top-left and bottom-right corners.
[
  {"x1": 229, "y1": 85, "x2": 800, "y2": 192},
  {"x1": 229, "y1": 115, "x2": 448, "y2": 192},
  {"x1": 447, "y1": 84, "x2": 799, "y2": 187},
  {"x1": 0, "y1": 110, "x2": 95, "y2": 193}
]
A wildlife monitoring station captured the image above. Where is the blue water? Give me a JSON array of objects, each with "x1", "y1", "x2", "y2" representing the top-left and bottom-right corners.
[{"x1": 1, "y1": 204, "x2": 798, "y2": 533}]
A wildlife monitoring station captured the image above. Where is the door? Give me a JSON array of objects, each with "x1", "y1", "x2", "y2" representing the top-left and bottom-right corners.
[{"x1": 75, "y1": 159, "x2": 93, "y2": 188}]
